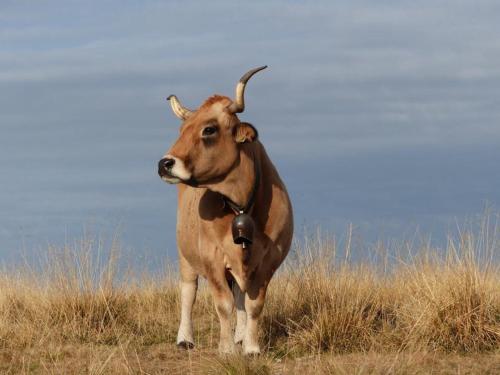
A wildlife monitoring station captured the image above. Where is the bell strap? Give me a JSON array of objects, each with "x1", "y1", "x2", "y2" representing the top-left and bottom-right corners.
[{"x1": 222, "y1": 155, "x2": 260, "y2": 216}]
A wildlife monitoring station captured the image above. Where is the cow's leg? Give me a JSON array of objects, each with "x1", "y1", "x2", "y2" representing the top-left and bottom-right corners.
[
  {"x1": 208, "y1": 276, "x2": 235, "y2": 354},
  {"x1": 177, "y1": 258, "x2": 198, "y2": 349},
  {"x1": 232, "y1": 282, "x2": 246, "y2": 345},
  {"x1": 243, "y1": 280, "x2": 268, "y2": 355}
]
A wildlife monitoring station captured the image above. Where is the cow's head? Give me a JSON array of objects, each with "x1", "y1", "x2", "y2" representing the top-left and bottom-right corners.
[{"x1": 158, "y1": 66, "x2": 265, "y2": 186}]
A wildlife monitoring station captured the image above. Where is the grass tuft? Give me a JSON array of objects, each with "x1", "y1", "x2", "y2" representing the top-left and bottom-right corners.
[{"x1": 0, "y1": 217, "x2": 498, "y2": 373}]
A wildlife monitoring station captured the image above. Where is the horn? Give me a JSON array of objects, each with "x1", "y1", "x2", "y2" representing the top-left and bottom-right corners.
[
  {"x1": 227, "y1": 65, "x2": 267, "y2": 114},
  {"x1": 167, "y1": 95, "x2": 194, "y2": 120}
]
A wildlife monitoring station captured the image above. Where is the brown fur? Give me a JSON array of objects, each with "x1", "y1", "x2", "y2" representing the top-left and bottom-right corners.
[
  {"x1": 162, "y1": 94, "x2": 293, "y2": 354},
  {"x1": 199, "y1": 94, "x2": 229, "y2": 109}
]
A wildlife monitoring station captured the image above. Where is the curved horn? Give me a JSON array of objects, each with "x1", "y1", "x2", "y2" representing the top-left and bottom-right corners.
[
  {"x1": 167, "y1": 95, "x2": 194, "y2": 120},
  {"x1": 227, "y1": 65, "x2": 267, "y2": 114}
]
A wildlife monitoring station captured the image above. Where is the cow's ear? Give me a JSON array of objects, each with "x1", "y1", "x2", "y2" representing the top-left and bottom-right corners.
[{"x1": 234, "y1": 122, "x2": 258, "y2": 143}]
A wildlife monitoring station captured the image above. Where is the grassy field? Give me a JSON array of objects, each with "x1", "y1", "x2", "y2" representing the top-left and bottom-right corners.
[{"x1": 0, "y1": 219, "x2": 498, "y2": 374}]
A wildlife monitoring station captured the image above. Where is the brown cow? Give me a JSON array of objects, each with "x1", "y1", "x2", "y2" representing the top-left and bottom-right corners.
[{"x1": 158, "y1": 66, "x2": 293, "y2": 355}]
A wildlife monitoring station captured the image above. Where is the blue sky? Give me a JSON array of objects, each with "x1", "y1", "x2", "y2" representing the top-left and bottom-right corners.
[{"x1": 1, "y1": 1, "x2": 499, "y2": 267}]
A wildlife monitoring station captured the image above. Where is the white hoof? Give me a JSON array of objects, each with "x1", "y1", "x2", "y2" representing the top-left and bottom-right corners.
[
  {"x1": 234, "y1": 327, "x2": 245, "y2": 345},
  {"x1": 243, "y1": 343, "x2": 261, "y2": 355},
  {"x1": 177, "y1": 341, "x2": 194, "y2": 350},
  {"x1": 218, "y1": 341, "x2": 236, "y2": 355},
  {"x1": 177, "y1": 328, "x2": 194, "y2": 347}
]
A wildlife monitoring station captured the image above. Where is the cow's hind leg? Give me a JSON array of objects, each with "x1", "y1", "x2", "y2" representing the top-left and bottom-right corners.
[
  {"x1": 232, "y1": 282, "x2": 246, "y2": 345},
  {"x1": 177, "y1": 258, "x2": 198, "y2": 349},
  {"x1": 208, "y1": 276, "x2": 235, "y2": 354}
]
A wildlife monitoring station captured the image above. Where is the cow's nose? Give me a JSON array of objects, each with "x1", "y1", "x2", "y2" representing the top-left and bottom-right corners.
[
  {"x1": 158, "y1": 157, "x2": 175, "y2": 174},
  {"x1": 164, "y1": 157, "x2": 175, "y2": 169}
]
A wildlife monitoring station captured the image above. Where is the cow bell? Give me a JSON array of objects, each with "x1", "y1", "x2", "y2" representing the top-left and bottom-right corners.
[{"x1": 232, "y1": 213, "x2": 255, "y2": 247}]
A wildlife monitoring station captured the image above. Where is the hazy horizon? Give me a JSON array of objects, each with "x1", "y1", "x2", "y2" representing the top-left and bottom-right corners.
[{"x1": 1, "y1": 1, "x2": 500, "y2": 270}]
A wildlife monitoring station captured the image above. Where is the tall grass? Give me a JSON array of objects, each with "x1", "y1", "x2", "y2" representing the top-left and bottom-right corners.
[
  {"x1": 263, "y1": 229, "x2": 499, "y2": 356},
  {"x1": 0, "y1": 217, "x2": 498, "y2": 373}
]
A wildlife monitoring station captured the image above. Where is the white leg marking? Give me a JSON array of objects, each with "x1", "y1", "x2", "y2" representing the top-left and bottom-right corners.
[
  {"x1": 176, "y1": 279, "x2": 197, "y2": 346},
  {"x1": 243, "y1": 318, "x2": 261, "y2": 355},
  {"x1": 208, "y1": 280, "x2": 236, "y2": 355},
  {"x1": 243, "y1": 293, "x2": 262, "y2": 355},
  {"x1": 216, "y1": 296, "x2": 236, "y2": 354},
  {"x1": 233, "y1": 284, "x2": 246, "y2": 344}
]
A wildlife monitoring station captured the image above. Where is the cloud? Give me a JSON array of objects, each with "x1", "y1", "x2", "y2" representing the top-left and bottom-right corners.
[
  {"x1": 2, "y1": 0, "x2": 500, "y2": 156},
  {"x1": 1, "y1": 0, "x2": 500, "y2": 259}
]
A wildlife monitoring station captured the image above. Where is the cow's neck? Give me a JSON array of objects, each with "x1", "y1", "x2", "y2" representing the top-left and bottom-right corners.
[{"x1": 209, "y1": 145, "x2": 259, "y2": 213}]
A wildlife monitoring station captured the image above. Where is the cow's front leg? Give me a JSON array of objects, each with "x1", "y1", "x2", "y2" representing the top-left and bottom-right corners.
[
  {"x1": 176, "y1": 277, "x2": 198, "y2": 349},
  {"x1": 243, "y1": 281, "x2": 268, "y2": 355},
  {"x1": 232, "y1": 282, "x2": 246, "y2": 345},
  {"x1": 208, "y1": 277, "x2": 235, "y2": 354}
]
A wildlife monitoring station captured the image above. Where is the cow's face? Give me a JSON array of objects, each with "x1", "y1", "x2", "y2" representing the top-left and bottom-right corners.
[
  {"x1": 158, "y1": 96, "x2": 257, "y2": 186},
  {"x1": 158, "y1": 66, "x2": 266, "y2": 186}
]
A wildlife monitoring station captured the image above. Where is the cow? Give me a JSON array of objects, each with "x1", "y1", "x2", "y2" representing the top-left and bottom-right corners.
[{"x1": 157, "y1": 66, "x2": 293, "y2": 355}]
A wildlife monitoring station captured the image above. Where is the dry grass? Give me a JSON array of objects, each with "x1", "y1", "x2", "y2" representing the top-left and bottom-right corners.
[{"x1": 0, "y1": 217, "x2": 498, "y2": 374}]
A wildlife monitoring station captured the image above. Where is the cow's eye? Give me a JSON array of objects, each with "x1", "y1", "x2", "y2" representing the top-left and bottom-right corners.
[{"x1": 202, "y1": 126, "x2": 217, "y2": 137}]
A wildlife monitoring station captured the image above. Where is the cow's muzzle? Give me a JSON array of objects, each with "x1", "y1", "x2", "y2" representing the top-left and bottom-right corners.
[
  {"x1": 158, "y1": 157, "x2": 175, "y2": 176},
  {"x1": 158, "y1": 157, "x2": 180, "y2": 184},
  {"x1": 158, "y1": 155, "x2": 192, "y2": 184}
]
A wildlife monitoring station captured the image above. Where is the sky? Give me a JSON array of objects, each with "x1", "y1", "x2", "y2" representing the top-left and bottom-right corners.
[{"x1": 1, "y1": 0, "x2": 499, "y2": 268}]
